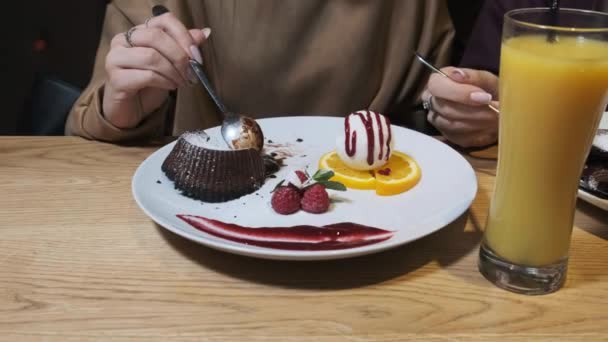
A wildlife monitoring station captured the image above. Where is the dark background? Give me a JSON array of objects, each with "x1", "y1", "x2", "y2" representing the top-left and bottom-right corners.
[
  {"x1": 2, "y1": 0, "x2": 107, "y2": 135},
  {"x1": 1, "y1": 0, "x2": 483, "y2": 136}
]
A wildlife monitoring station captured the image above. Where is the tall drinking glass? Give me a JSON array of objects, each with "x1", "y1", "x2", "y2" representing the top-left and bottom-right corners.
[{"x1": 479, "y1": 8, "x2": 608, "y2": 295}]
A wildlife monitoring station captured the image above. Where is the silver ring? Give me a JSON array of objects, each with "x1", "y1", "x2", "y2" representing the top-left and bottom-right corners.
[
  {"x1": 125, "y1": 27, "x2": 137, "y2": 48},
  {"x1": 423, "y1": 95, "x2": 434, "y2": 112},
  {"x1": 145, "y1": 16, "x2": 153, "y2": 28}
]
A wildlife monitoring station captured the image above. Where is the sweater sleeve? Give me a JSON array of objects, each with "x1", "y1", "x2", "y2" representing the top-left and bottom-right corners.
[{"x1": 65, "y1": 2, "x2": 170, "y2": 142}]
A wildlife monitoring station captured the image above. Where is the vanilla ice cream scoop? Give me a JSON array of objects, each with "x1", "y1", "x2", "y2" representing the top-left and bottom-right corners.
[{"x1": 336, "y1": 110, "x2": 394, "y2": 170}]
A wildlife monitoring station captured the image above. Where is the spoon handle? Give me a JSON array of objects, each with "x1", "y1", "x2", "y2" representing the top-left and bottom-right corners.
[
  {"x1": 151, "y1": 5, "x2": 229, "y2": 114},
  {"x1": 414, "y1": 52, "x2": 500, "y2": 114},
  {"x1": 189, "y1": 59, "x2": 228, "y2": 114}
]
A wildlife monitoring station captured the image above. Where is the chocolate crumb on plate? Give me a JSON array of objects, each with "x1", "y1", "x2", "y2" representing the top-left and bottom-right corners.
[
  {"x1": 263, "y1": 154, "x2": 283, "y2": 177},
  {"x1": 580, "y1": 129, "x2": 608, "y2": 199},
  {"x1": 296, "y1": 138, "x2": 303, "y2": 142},
  {"x1": 156, "y1": 180, "x2": 162, "y2": 184},
  {"x1": 580, "y1": 162, "x2": 608, "y2": 199}
]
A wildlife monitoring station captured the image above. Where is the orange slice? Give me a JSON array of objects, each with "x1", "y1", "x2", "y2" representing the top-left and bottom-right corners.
[
  {"x1": 318, "y1": 151, "x2": 421, "y2": 195},
  {"x1": 318, "y1": 151, "x2": 376, "y2": 190},
  {"x1": 373, "y1": 151, "x2": 421, "y2": 196}
]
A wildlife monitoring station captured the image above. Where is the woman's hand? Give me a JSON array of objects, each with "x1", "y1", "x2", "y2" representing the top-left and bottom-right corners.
[
  {"x1": 423, "y1": 67, "x2": 499, "y2": 148},
  {"x1": 103, "y1": 12, "x2": 210, "y2": 129}
]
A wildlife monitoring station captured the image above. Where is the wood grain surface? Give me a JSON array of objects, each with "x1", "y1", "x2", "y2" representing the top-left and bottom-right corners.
[{"x1": 0, "y1": 137, "x2": 607, "y2": 341}]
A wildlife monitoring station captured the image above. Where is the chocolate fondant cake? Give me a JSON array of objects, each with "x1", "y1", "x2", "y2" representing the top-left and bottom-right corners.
[{"x1": 162, "y1": 131, "x2": 266, "y2": 202}]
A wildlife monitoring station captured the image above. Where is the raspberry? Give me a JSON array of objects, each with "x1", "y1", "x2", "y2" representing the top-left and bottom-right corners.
[
  {"x1": 301, "y1": 184, "x2": 330, "y2": 214},
  {"x1": 271, "y1": 186, "x2": 301, "y2": 215},
  {"x1": 295, "y1": 170, "x2": 308, "y2": 183},
  {"x1": 285, "y1": 169, "x2": 308, "y2": 189}
]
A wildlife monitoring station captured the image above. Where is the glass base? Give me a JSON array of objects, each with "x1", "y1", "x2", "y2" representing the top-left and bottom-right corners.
[{"x1": 478, "y1": 243, "x2": 567, "y2": 295}]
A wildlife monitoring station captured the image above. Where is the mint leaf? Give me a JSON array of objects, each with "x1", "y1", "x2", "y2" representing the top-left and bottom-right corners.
[
  {"x1": 320, "y1": 180, "x2": 347, "y2": 191},
  {"x1": 313, "y1": 169, "x2": 335, "y2": 183}
]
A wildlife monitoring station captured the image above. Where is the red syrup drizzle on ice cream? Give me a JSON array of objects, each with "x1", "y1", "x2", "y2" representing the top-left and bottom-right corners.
[
  {"x1": 375, "y1": 111, "x2": 384, "y2": 161},
  {"x1": 359, "y1": 111, "x2": 376, "y2": 165},
  {"x1": 385, "y1": 116, "x2": 392, "y2": 161},
  {"x1": 177, "y1": 215, "x2": 394, "y2": 251},
  {"x1": 345, "y1": 117, "x2": 357, "y2": 158},
  {"x1": 344, "y1": 111, "x2": 392, "y2": 165}
]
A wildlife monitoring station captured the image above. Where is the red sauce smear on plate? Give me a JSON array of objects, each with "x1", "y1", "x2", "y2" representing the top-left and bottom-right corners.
[{"x1": 177, "y1": 215, "x2": 394, "y2": 251}]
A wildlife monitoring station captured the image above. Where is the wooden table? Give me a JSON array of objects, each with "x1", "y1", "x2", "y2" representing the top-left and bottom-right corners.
[{"x1": 1, "y1": 137, "x2": 607, "y2": 341}]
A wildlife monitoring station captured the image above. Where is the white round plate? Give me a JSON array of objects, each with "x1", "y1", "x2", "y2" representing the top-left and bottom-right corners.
[
  {"x1": 132, "y1": 116, "x2": 477, "y2": 260},
  {"x1": 577, "y1": 112, "x2": 608, "y2": 211}
]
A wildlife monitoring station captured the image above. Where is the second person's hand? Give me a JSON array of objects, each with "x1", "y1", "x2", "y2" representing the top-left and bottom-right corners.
[
  {"x1": 423, "y1": 67, "x2": 499, "y2": 148},
  {"x1": 102, "y1": 12, "x2": 211, "y2": 129}
]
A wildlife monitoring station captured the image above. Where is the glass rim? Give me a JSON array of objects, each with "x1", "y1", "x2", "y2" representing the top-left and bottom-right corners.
[{"x1": 505, "y1": 7, "x2": 608, "y2": 33}]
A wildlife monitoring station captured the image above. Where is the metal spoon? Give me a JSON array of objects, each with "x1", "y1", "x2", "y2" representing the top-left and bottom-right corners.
[
  {"x1": 189, "y1": 60, "x2": 264, "y2": 151},
  {"x1": 151, "y1": 5, "x2": 264, "y2": 151},
  {"x1": 414, "y1": 52, "x2": 500, "y2": 114}
]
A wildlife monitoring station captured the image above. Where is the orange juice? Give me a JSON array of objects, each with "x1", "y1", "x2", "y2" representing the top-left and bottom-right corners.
[{"x1": 485, "y1": 36, "x2": 608, "y2": 267}]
